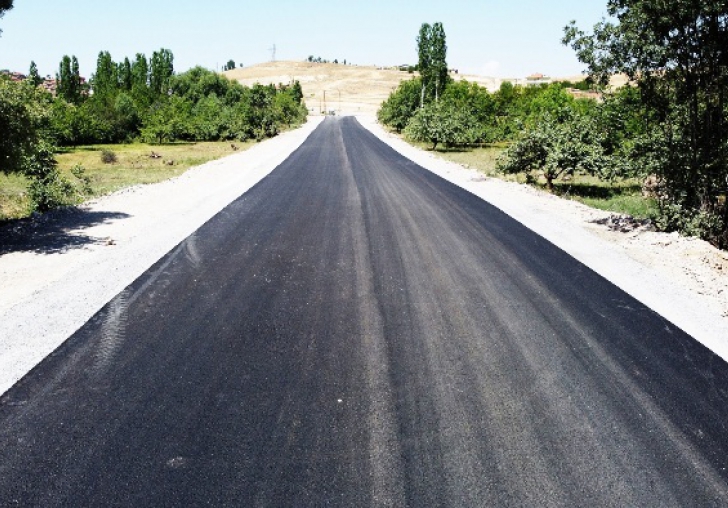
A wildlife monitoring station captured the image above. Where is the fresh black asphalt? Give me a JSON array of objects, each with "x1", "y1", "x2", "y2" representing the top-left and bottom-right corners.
[{"x1": 2, "y1": 117, "x2": 728, "y2": 506}]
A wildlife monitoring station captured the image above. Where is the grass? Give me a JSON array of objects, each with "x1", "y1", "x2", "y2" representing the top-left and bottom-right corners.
[
  {"x1": 0, "y1": 173, "x2": 31, "y2": 220},
  {"x1": 420, "y1": 143, "x2": 659, "y2": 219},
  {"x1": 0, "y1": 140, "x2": 253, "y2": 221}
]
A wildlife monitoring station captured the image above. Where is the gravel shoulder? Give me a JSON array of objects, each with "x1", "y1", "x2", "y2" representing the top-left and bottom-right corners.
[
  {"x1": 357, "y1": 115, "x2": 728, "y2": 361},
  {"x1": 0, "y1": 118, "x2": 324, "y2": 395}
]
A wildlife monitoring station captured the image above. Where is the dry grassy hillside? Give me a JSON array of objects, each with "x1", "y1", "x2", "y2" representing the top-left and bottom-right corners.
[
  {"x1": 223, "y1": 61, "x2": 503, "y2": 115},
  {"x1": 223, "y1": 61, "x2": 625, "y2": 115}
]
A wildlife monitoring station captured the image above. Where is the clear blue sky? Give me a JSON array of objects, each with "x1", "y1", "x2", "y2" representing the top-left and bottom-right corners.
[{"x1": 0, "y1": 1, "x2": 609, "y2": 79}]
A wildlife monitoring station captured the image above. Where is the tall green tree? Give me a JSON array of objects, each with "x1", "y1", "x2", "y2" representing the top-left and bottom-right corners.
[
  {"x1": 417, "y1": 23, "x2": 432, "y2": 107},
  {"x1": 416, "y1": 22, "x2": 449, "y2": 105},
  {"x1": 57, "y1": 55, "x2": 82, "y2": 104},
  {"x1": 564, "y1": 0, "x2": 728, "y2": 247},
  {"x1": 430, "y1": 22, "x2": 449, "y2": 101},
  {"x1": 150, "y1": 48, "x2": 174, "y2": 98},
  {"x1": 118, "y1": 57, "x2": 132, "y2": 92},
  {"x1": 130, "y1": 53, "x2": 150, "y2": 107},
  {"x1": 92, "y1": 51, "x2": 118, "y2": 100}
]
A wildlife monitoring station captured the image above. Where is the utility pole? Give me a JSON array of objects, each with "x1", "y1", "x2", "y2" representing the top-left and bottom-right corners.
[
  {"x1": 269, "y1": 44, "x2": 277, "y2": 62},
  {"x1": 323, "y1": 90, "x2": 327, "y2": 115}
]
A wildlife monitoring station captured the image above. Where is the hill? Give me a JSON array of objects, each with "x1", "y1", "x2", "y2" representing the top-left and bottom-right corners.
[{"x1": 223, "y1": 61, "x2": 503, "y2": 115}]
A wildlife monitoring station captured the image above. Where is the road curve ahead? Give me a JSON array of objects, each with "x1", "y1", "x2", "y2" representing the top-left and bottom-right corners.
[{"x1": 2, "y1": 117, "x2": 728, "y2": 506}]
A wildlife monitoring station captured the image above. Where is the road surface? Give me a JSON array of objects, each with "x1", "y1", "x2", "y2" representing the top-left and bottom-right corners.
[{"x1": 2, "y1": 117, "x2": 728, "y2": 506}]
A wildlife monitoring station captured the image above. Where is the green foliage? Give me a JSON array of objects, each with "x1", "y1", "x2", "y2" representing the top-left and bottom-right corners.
[
  {"x1": 0, "y1": 78, "x2": 52, "y2": 175},
  {"x1": 404, "y1": 99, "x2": 477, "y2": 150},
  {"x1": 57, "y1": 55, "x2": 83, "y2": 104},
  {"x1": 377, "y1": 78, "x2": 422, "y2": 133},
  {"x1": 564, "y1": 0, "x2": 728, "y2": 247},
  {"x1": 25, "y1": 140, "x2": 74, "y2": 212},
  {"x1": 3, "y1": 47, "x2": 308, "y2": 217},
  {"x1": 223, "y1": 60, "x2": 236, "y2": 71},
  {"x1": 70, "y1": 163, "x2": 92, "y2": 195},
  {"x1": 27, "y1": 61, "x2": 42, "y2": 87},
  {"x1": 149, "y1": 48, "x2": 174, "y2": 98},
  {"x1": 499, "y1": 113, "x2": 611, "y2": 191},
  {"x1": 92, "y1": 51, "x2": 118, "y2": 101},
  {"x1": 141, "y1": 95, "x2": 191, "y2": 144},
  {"x1": 417, "y1": 22, "x2": 451, "y2": 105}
]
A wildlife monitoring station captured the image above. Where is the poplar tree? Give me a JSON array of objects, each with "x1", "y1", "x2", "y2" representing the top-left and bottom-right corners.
[
  {"x1": 150, "y1": 48, "x2": 174, "y2": 98},
  {"x1": 118, "y1": 57, "x2": 132, "y2": 91},
  {"x1": 430, "y1": 22, "x2": 449, "y2": 101},
  {"x1": 417, "y1": 23, "x2": 432, "y2": 107},
  {"x1": 92, "y1": 51, "x2": 117, "y2": 100},
  {"x1": 417, "y1": 22, "x2": 449, "y2": 105},
  {"x1": 57, "y1": 55, "x2": 82, "y2": 104}
]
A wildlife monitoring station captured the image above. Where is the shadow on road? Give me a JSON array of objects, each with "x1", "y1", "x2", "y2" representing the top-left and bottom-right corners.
[{"x1": 0, "y1": 208, "x2": 131, "y2": 255}]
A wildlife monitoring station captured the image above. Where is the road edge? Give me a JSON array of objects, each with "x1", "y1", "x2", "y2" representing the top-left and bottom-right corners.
[
  {"x1": 0, "y1": 117, "x2": 325, "y2": 396},
  {"x1": 356, "y1": 114, "x2": 728, "y2": 364}
]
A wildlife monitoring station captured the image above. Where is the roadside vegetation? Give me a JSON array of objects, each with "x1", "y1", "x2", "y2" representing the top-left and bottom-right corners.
[
  {"x1": 380, "y1": 3, "x2": 728, "y2": 249},
  {"x1": 0, "y1": 141, "x2": 251, "y2": 220},
  {"x1": 0, "y1": 44, "x2": 307, "y2": 221}
]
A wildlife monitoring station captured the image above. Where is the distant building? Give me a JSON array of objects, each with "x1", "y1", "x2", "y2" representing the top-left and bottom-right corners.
[
  {"x1": 41, "y1": 78, "x2": 58, "y2": 96},
  {"x1": 525, "y1": 73, "x2": 551, "y2": 86},
  {"x1": 0, "y1": 70, "x2": 27, "y2": 82}
]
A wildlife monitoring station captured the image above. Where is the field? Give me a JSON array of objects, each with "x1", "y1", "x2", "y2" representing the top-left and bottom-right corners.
[{"x1": 0, "y1": 141, "x2": 251, "y2": 221}]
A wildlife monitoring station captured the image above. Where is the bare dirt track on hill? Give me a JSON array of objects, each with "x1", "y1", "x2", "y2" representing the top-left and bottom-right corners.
[{"x1": 224, "y1": 61, "x2": 502, "y2": 115}]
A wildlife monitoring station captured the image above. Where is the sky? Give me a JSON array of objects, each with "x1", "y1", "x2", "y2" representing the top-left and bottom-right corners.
[{"x1": 0, "y1": 1, "x2": 610, "y2": 79}]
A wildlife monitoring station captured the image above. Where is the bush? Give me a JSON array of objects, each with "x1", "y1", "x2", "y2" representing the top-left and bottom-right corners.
[
  {"x1": 101, "y1": 149, "x2": 117, "y2": 164},
  {"x1": 24, "y1": 141, "x2": 74, "y2": 212}
]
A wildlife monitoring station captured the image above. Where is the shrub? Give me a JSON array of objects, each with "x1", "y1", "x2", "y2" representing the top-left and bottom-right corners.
[{"x1": 101, "y1": 149, "x2": 117, "y2": 164}]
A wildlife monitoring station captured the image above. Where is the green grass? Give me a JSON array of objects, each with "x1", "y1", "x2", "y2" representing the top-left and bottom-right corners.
[
  {"x1": 0, "y1": 140, "x2": 253, "y2": 221},
  {"x1": 0, "y1": 172, "x2": 31, "y2": 220},
  {"x1": 428, "y1": 144, "x2": 658, "y2": 219}
]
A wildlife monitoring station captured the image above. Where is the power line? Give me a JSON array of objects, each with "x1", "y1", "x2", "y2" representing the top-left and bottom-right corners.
[{"x1": 268, "y1": 44, "x2": 276, "y2": 62}]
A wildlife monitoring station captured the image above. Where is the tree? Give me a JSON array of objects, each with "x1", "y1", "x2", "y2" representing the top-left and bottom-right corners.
[
  {"x1": 141, "y1": 95, "x2": 190, "y2": 144},
  {"x1": 131, "y1": 53, "x2": 150, "y2": 107},
  {"x1": 378, "y1": 77, "x2": 422, "y2": 132},
  {"x1": 0, "y1": 79, "x2": 73, "y2": 211},
  {"x1": 27, "y1": 61, "x2": 42, "y2": 87},
  {"x1": 417, "y1": 23, "x2": 432, "y2": 107},
  {"x1": 564, "y1": 0, "x2": 728, "y2": 247},
  {"x1": 499, "y1": 114, "x2": 610, "y2": 191},
  {"x1": 57, "y1": 55, "x2": 82, "y2": 104},
  {"x1": 417, "y1": 22, "x2": 450, "y2": 106},
  {"x1": 223, "y1": 60, "x2": 236, "y2": 71},
  {"x1": 92, "y1": 51, "x2": 118, "y2": 100},
  {"x1": 149, "y1": 48, "x2": 174, "y2": 98},
  {"x1": 291, "y1": 80, "x2": 304, "y2": 104},
  {"x1": 118, "y1": 57, "x2": 132, "y2": 91},
  {"x1": 0, "y1": 0, "x2": 12, "y2": 35},
  {"x1": 404, "y1": 98, "x2": 477, "y2": 150},
  {"x1": 430, "y1": 22, "x2": 449, "y2": 101}
]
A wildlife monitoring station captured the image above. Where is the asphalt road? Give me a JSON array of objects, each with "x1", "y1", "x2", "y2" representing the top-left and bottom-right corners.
[{"x1": 2, "y1": 117, "x2": 728, "y2": 507}]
